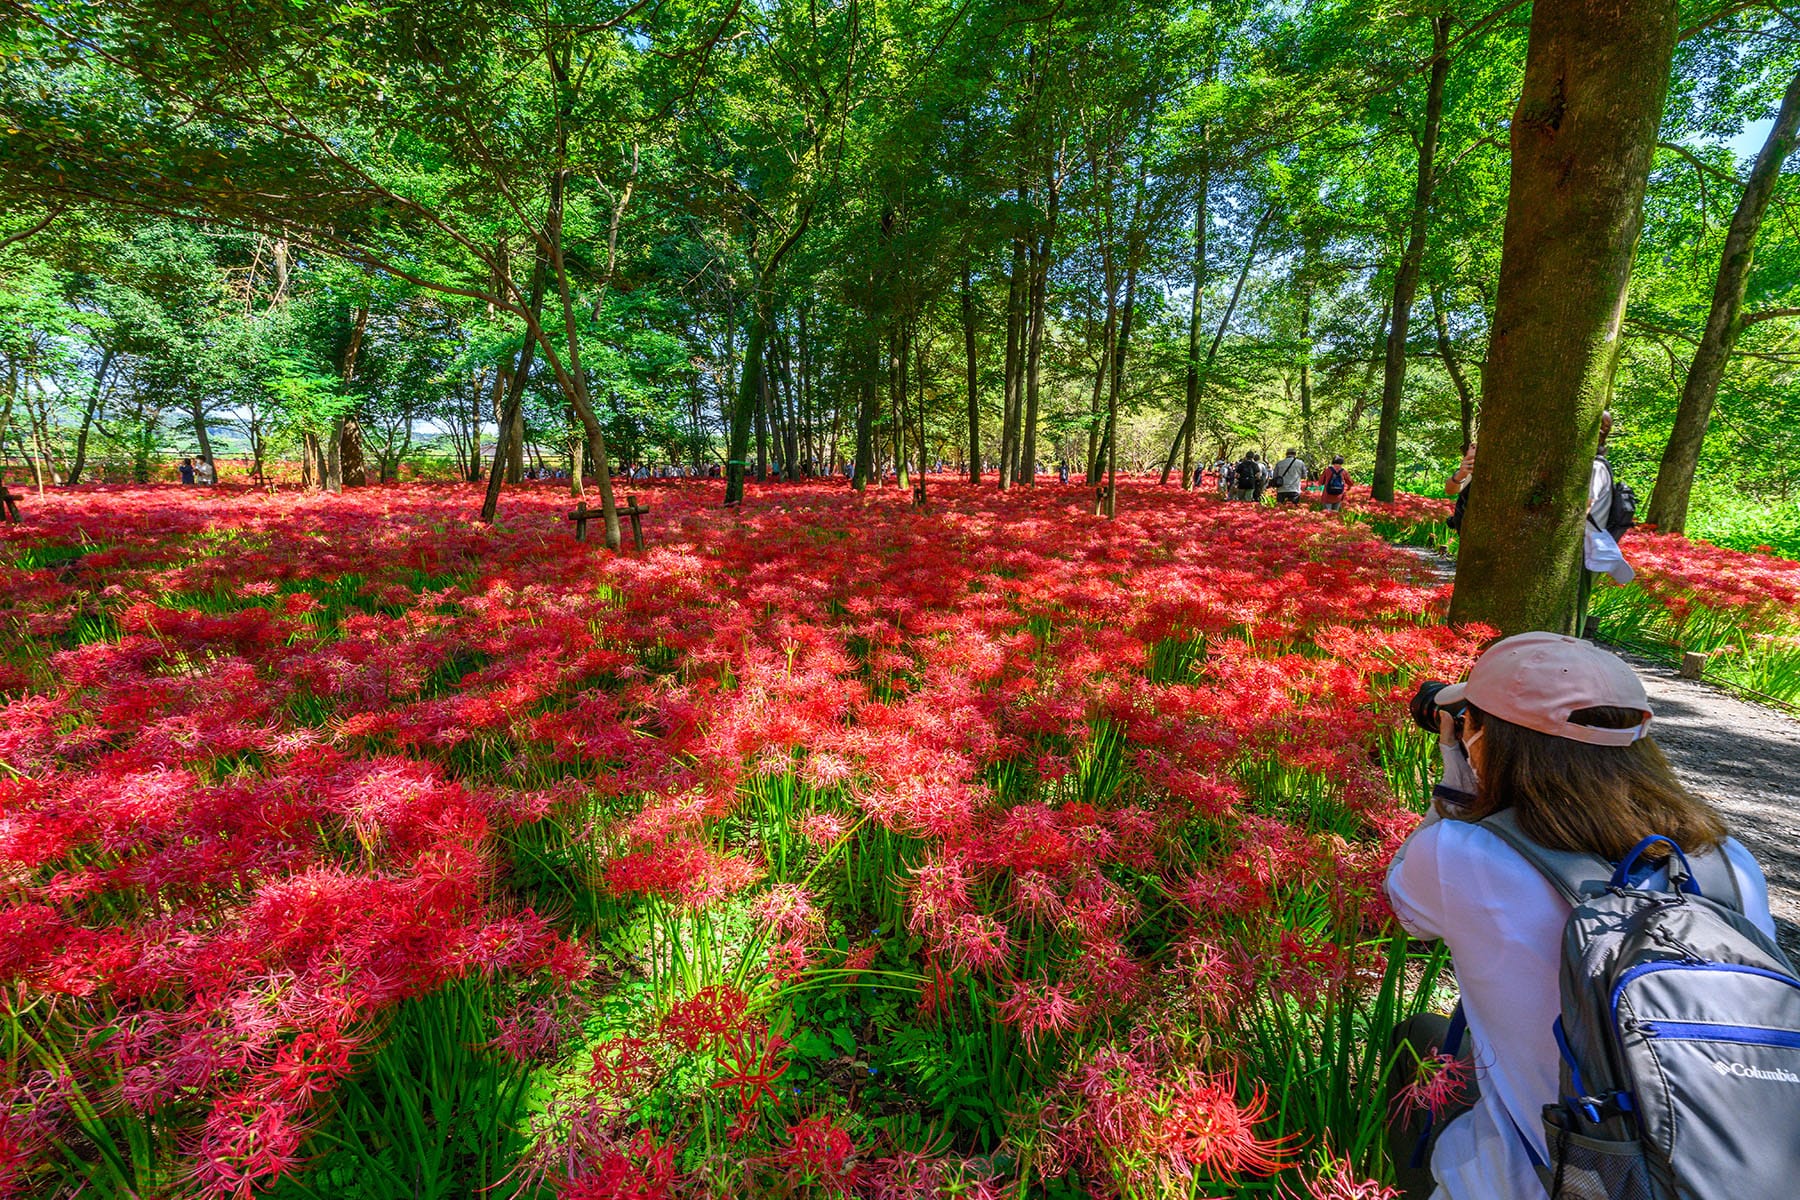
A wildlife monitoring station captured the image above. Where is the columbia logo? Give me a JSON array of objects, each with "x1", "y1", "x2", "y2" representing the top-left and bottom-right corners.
[{"x1": 1712, "y1": 1060, "x2": 1800, "y2": 1083}]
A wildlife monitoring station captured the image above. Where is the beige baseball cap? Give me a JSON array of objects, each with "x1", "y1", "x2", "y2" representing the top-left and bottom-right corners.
[{"x1": 1435, "y1": 632, "x2": 1652, "y2": 747}]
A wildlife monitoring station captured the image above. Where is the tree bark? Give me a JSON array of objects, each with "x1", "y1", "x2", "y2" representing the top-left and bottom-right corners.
[
  {"x1": 1101, "y1": 262, "x2": 1138, "y2": 514},
  {"x1": 482, "y1": 252, "x2": 548, "y2": 522},
  {"x1": 1645, "y1": 66, "x2": 1800, "y2": 533},
  {"x1": 325, "y1": 302, "x2": 368, "y2": 495},
  {"x1": 963, "y1": 264, "x2": 980, "y2": 483},
  {"x1": 1173, "y1": 184, "x2": 1207, "y2": 487},
  {"x1": 66, "y1": 349, "x2": 111, "y2": 487},
  {"x1": 1160, "y1": 205, "x2": 1273, "y2": 481},
  {"x1": 1449, "y1": 0, "x2": 1679, "y2": 635},
  {"x1": 1431, "y1": 281, "x2": 1477, "y2": 449},
  {"x1": 1021, "y1": 169, "x2": 1059, "y2": 485},
  {"x1": 1299, "y1": 283, "x2": 1315, "y2": 461},
  {"x1": 999, "y1": 230, "x2": 1026, "y2": 488},
  {"x1": 853, "y1": 339, "x2": 876, "y2": 491},
  {"x1": 1372, "y1": 14, "x2": 1451, "y2": 502},
  {"x1": 725, "y1": 302, "x2": 768, "y2": 504}
]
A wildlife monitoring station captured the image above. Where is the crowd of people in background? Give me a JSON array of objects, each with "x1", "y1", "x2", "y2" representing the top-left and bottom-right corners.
[
  {"x1": 158, "y1": 446, "x2": 1387, "y2": 505},
  {"x1": 1198, "y1": 448, "x2": 1358, "y2": 512}
]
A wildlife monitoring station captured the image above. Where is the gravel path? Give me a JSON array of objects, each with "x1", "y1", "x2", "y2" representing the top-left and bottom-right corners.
[{"x1": 1622, "y1": 651, "x2": 1800, "y2": 957}]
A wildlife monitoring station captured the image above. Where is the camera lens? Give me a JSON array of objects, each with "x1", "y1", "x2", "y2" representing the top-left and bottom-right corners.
[{"x1": 1410, "y1": 680, "x2": 1450, "y2": 733}]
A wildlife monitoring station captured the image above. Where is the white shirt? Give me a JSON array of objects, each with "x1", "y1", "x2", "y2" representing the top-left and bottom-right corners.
[
  {"x1": 1588, "y1": 455, "x2": 1612, "y2": 532},
  {"x1": 1273, "y1": 456, "x2": 1307, "y2": 493},
  {"x1": 1386, "y1": 810, "x2": 1775, "y2": 1200}
]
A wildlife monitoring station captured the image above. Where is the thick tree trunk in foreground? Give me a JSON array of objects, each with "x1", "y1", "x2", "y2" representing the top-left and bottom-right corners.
[
  {"x1": 1450, "y1": 0, "x2": 1678, "y2": 636},
  {"x1": 1645, "y1": 67, "x2": 1800, "y2": 533},
  {"x1": 1372, "y1": 14, "x2": 1450, "y2": 502}
]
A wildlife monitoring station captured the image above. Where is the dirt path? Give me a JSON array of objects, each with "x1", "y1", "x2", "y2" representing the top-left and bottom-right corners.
[{"x1": 1621, "y1": 651, "x2": 1800, "y2": 956}]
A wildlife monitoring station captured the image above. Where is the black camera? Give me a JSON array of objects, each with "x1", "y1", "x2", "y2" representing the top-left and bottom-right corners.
[{"x1": 1410, "y1": 680, "x2": 1465, "y2": 738}]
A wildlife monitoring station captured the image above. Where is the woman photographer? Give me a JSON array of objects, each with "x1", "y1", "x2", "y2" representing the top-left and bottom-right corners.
[{"x1": 1385, "y1": 632, "x2": 1777, "y2": 1200}]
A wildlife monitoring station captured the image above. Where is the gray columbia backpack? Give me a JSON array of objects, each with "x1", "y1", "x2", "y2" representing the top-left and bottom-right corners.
[{"x1": 1480, "y1": 811, "x2": 1800, "y2": 1200}]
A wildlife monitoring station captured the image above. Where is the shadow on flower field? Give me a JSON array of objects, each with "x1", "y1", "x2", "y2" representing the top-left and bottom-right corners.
[{"x1": 0, "y1": 479, "x2": 1492, "y2": 1200}]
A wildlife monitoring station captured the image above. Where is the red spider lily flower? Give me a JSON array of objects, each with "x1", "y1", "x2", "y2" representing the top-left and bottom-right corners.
[
  {"x1": 1158, "y1": 1074, "x2": 1294, "y2": 1179},
  {"x1": 659, "y1": 985, "x2": 750, "y2": 1053},
  {"x1": 997, "y1": 975, "x2": 1085, "y2": 1051},
  {"x1": 1293, "y1": 1158, "x2": 1403, "y2": 1200},
  {"x1": 776, "y1": 1114, "x2": 859, "y2": 1189},
  {"x1": 840, "y1": 941, "x2": 880, "y2": 983},
  {"x1": 710, "y1": 1031, "x2": 791, "y2": 1123},
  {"x1": 558, "y1": 1128, "x2": 682, "y2": 1200},
  {"x1": 587, "y1": 1036, "x2": 660, "y2": 1099},
  {"x1": 1392, "y1": 1049, "x2": 1476, "y2": 1119}
]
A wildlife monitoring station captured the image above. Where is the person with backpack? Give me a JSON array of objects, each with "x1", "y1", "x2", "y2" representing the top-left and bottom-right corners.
[
  {"x1": 1231, "y1": 452, "x2": 1260, "y2": 502},
  {"x1": 1319, "y1": 455, "x2": 1352, "y2": 513},
  {"x1": 1386, "y1": 632, "x2": 1789, "y2": 1200},
  {"x1": 1578, "y1": 411, "x2": 1637, "y2": 638},
  {"x1": 1271, "y1": 448, "x2": 1308, "y2": 505}
]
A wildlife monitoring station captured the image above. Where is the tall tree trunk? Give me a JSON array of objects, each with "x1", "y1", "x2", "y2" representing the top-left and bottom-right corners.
[
  {"x1": 1431, "y1": 281, "x2": 1477, "y2": 449},
  {"x1": 1161, "y1": 205, "x2": 1273, "y2": 480},
  {"x1": 1021, "y1": 172, "x2": 1058, "y2": 485},
  {"x1": 916, "y1": 321, "x2": 930, "y2": 489},
  {"x1": 1172, "y1": 182, "x2": 1207, "y2": 487},
  {"x1": 1372, "y1": 13, "x2": 1451, "y2": 502},
  {"x1": 1449, "y1": 0, "x2": 1678, "y2": 635},
  {"x1": 1645, "y1": 66, "x2": 1800, "y2": 532},
  {"x1": 481, "y1": 253, "x2": 549, "y2": 522},
  {"x1": 190, "y1": 395, "x2": 214, "y2": 481},
  {"x1": 754, "y1": 361, "x2": 770, "y2": 482},
  {"x1": 963, "y1": 264, "x2": 980, "y2": 483},
  {"x1": 1299, "y1": 283, "x2": 1315, "y2": 461},
  {"x1": 66, "y1": 349, "x2": 111, "y2": 487},
  {"x1": 1102, "y1": 263, "x2": 1138, "y2": 513},
  {"x1": 892, "y1": 322, "x2": 910, "y2": 489},
  {"x1": 999, "y1": 232, "x2": 1027, "y2": 488},
  {"x1": 853, "y1": 339, "x2": 876, "y2": 491},
  {"x1": 326, "y1": 302, "x2": 368, "y2": 495},
  {"x1": 724, "y1": 302, "x2": 768, "y2": 505}
]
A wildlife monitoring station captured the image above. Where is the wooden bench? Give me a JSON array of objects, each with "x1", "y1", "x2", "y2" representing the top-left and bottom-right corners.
[
  {"x1": 569, "y1": 495, "x2": 651, "y2": 550},
  {"x1": 0, "y1": 483, "x2": 19, "y2": 524}
]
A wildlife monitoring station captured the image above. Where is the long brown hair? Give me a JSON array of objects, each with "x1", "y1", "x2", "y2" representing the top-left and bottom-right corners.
[{"x1": 1456, "y1": 704, "x2": 1726, "y2": 860}]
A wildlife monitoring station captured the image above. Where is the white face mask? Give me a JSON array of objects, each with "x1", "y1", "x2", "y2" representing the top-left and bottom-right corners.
[{"x1": 1461, "y1": 726, "x2": 1485, "y2": 786}]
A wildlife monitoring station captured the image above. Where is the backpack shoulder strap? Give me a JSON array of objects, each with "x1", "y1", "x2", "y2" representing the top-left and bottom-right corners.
[
  {"x1": 1481, "y1": 810, "x2": 1746, "y2": 912},
  {"x1": 1684, "y1": 844, "x2": 1745, "y2": 913},
  {"x1": 1478, "y1": 810, "x2": 1612, "y2": 905}
]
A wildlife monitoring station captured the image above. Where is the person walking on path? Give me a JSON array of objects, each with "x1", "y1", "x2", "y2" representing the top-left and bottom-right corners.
[
  {"x1": 1231, "y1": 452, "x2": 1260, "y2": 502},
  {"x1": 1387, "y1": 633, "x2": 1777, "y2": 1200},
  {"x1": 1319, "y1": 455, "x2": 1352, "y2": 513},
  {"x1": 1272, "y1": 448, "x2": 1307, "y2": 505}
]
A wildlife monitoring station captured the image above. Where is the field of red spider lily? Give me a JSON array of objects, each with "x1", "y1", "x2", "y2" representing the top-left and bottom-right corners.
[{"x1": 1, "y1": 478, "x2": 1496, "y2": 1200}]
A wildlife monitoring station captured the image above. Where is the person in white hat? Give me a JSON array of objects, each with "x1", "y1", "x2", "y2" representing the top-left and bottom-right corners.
[{"x1": 1385, "y1": 632, "x2": 1776, "y2": 1200}]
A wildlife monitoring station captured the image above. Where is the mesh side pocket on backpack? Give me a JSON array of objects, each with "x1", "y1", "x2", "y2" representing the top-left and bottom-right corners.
[{"x1": 1545, "y1": 1124, "x2": 1655, "y2": 1200}]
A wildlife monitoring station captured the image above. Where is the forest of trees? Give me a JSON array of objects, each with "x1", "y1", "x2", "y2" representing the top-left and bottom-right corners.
[{"x1": 2, "y1": 0, "x2": 1798, "y2": 555}]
